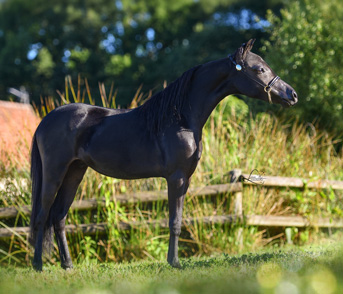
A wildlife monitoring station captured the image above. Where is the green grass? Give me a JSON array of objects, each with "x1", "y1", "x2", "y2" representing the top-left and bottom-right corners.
[{"x1": 1, "y1": 242, "x2": 343, "y2": 294}]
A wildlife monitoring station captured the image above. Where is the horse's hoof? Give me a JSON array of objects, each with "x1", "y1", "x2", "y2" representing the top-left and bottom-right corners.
[
  {"x1": 32, "y1": 262, "x2": 42, "y2": 272},
  {"x1": 61, "y1": 263, "x2": 73, "y2": 271},
  {"x1": 168, "y1": 258, "x2": 182, "y2": 269},
  {"x1": 172, "y1": 261, "x2": 182, "y2": 269}
]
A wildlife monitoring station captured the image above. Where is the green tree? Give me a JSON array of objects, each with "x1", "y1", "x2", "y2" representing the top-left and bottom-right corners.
[
  {"x1": 262, "y1": 0, "x2": 343, "y2": 134},
  {"x1": 0, "y1": 0, "x2": 283, "y2": 105},
  {"x1": 0, "y1": 0, "x2": 119, "y2": 100}
]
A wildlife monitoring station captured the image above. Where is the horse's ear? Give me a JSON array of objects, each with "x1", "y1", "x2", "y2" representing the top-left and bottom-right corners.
[
  {"x1": 233, "y1": 46, "x2": 244, "y2": 64},
  {"x1": 242, "y1": 39, "x2": 256, "y2": 58},
  {"x1": 234, "y1": 39, "x2": 256, "y2": 63},
  {"x1": 245, "y1": 39, "x2": 256, "y2": 50}
]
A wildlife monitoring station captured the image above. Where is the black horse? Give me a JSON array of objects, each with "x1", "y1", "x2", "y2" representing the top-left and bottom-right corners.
[{"x1": 30, "y1": 39, "x2": 298, "y2": 271}]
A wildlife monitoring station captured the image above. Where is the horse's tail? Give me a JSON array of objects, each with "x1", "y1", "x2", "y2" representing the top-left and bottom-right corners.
[{"x1": 29, "y1": 132, "x2": 54, "y2": 252}]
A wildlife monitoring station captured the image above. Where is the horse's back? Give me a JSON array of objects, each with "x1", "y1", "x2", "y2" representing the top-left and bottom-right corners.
[
  {"x1": 34, "y1": 103, "x2": 129, "y2": 164},
  {"x1": 40, "y1": 103, "x2": 126, "y2": 128}
]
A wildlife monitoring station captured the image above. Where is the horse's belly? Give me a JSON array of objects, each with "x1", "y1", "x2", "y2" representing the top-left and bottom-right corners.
[
  {"x1": 87, "y1": 158, "x2": 163, "y2": 180},
  {"x1": 79, "y1": 139, "x2": 165, "y2": 180}
]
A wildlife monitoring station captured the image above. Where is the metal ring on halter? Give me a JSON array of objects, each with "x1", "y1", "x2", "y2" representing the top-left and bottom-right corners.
[
  {"x1": 265, "y1": 76, "x2": 280, "y2": 93},
  {"x1": 264, "y1": 76, "x2": 280, "y2": 104},
  {"x1": 264, "y1": 85, "x2": 271, "y2": 93}
]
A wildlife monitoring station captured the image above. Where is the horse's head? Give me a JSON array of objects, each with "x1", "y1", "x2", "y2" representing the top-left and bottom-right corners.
[{"x1": 230, "y1": 39, "x2": 298, "y2": 107}]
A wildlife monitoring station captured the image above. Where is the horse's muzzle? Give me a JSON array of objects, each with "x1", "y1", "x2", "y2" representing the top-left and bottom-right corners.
[{"x1": 281, "y1": 88, "x2": 298, "y2": 107}]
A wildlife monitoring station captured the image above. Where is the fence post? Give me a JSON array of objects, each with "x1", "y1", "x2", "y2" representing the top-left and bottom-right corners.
[{"x1": 229, "y1": 169, "x2": 243, "y2": 250}]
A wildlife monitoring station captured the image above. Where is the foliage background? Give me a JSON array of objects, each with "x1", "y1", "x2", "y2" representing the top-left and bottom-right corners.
[{"x1": 261, "y1": 0, "x2": 343, "y2": 134}]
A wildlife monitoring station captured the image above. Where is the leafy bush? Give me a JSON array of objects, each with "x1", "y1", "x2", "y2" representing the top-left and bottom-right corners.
[{"x1": 262, "y1": 0, "x2": 343, "y2": 135}]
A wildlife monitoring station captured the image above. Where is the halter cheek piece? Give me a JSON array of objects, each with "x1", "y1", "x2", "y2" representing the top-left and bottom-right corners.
[{"x1": 229, "y1": 55, "x2": 280, "y2": 104}]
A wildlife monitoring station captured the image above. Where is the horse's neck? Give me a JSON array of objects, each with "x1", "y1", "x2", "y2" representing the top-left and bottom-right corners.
[{"x1": 186, "y1": 70, "x2": 236, "y2": 132}]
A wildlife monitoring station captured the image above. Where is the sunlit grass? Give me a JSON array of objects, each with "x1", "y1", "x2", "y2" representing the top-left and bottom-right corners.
[{"x1": 0, "y1": 244, "x2": 342, "y2": 294}]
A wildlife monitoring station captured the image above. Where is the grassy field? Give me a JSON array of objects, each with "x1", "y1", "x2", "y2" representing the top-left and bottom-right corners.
[{"x1": 0, "y1": 241, "x2": 342, "y2": 294}]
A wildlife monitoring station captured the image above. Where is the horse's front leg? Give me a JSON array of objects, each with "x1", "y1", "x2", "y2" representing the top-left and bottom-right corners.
[{"x1": 167, "y1": 171, "x2": 189, "y2": 268}]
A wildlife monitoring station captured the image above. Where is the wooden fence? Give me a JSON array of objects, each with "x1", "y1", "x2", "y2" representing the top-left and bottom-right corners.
[{"x1": 1, "y1": 170, "x2": 343, "y2": 239}]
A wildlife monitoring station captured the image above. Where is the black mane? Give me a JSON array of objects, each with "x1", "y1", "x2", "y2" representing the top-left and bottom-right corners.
[{"x1": 139, "y1": 65, "x2": 201, "y2": 134}]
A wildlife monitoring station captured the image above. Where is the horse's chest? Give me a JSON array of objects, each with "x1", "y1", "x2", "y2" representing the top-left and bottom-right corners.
[{"x1": 163, "y1": 130, "x2": 201, "y2": 174}]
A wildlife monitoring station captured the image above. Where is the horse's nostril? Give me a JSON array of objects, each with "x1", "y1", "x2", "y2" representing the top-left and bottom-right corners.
[{"x1": 292, "y1": 91, "x2": 298, "y2": 101}]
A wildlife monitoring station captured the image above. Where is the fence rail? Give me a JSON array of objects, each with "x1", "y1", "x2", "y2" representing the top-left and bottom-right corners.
[
  {"x1": 2, "y1": 214, "x2": 343, "y2": 239},
  {"x1": 1, "y1": 170, "x2": 343, "y2": 239},
  {"x1": 242, "y1": 174, "x2": 343, "y2": 190},
  {"x1": 0, "y1": 183, "x2": 242, "y2": 220}
]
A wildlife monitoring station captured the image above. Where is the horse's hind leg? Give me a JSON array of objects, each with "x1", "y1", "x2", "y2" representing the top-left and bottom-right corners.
[
  {"x1": 32, "y1": 164, "x2": 69, "y2": 271},
  {"x1": 51, "y1": 160, "x2": 87, "y2": 270}
]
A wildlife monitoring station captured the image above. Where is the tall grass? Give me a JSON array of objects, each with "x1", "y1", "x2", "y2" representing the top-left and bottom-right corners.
[{"x1": 1, "y1": 76, "x2": 343, "y2": 266}]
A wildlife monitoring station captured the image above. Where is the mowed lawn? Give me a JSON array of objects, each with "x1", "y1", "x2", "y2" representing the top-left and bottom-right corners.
[{"x1": 1, "y1": 242, "x2": 343, "y2": 294}]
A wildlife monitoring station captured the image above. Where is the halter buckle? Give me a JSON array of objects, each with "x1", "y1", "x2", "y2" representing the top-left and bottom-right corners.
[{"x1": 264, "y1": 85, "x2": 271, "y2": 93}]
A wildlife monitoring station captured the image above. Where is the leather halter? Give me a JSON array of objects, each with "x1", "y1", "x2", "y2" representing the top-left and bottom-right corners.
[{"x1": 229, "y1": 55, "x2": 280, "y2": 104}]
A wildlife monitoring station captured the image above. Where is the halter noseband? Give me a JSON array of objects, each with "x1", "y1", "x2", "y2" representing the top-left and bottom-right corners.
[{"x1": 229, "y1": 55, "x2": 280, "y2": 104}]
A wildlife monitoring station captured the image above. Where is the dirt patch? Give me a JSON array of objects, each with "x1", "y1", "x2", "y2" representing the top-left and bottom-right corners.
[{"x1": 0, "y1": 101, "x2": 40, "y2": 168}]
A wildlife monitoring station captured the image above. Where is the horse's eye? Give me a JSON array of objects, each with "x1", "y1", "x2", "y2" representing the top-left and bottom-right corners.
[{"x1": 252, "y1": 66, "x2": 265, "y2": 74}]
